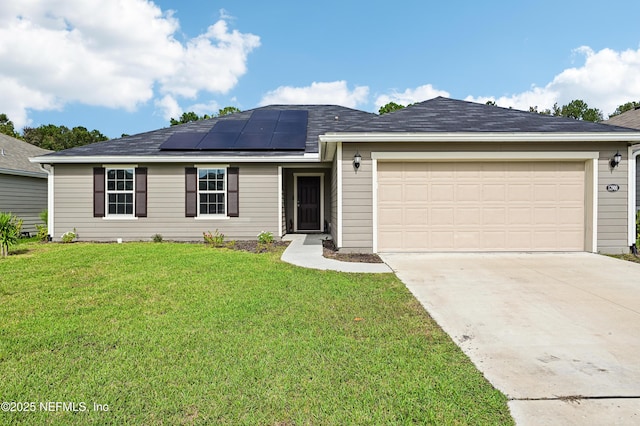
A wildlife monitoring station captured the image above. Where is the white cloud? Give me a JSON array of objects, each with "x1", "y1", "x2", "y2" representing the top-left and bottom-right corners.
[
  {"x1": 465, "y1": 46, "x2": 640, "y2": 116},
  {"x1": 188, "y1": 100, "x2": 222, "y2": 117},
  {"x1": 0, "y1": 1, "x2": 260, "y2": 129},
  {"x1": 154, "y1": 95, "x2": 182, "y2": 121},
  {"x1": 260, "y1": 81, "x2": 369, "y2": 108},
  {"x1": 374, "y1": 84, "x2": 450, "y2": 109}
]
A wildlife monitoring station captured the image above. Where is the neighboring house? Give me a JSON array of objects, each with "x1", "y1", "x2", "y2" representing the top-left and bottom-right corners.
[
  {"x1": 0, "y1": 134, "x2": 51, "y2": 235},
  {"x1": 603, "y1": 107, "x2": 640, "y2": 211},
  {"x1": 32, "y1": 97, "x2": 640, "y2": 254}
]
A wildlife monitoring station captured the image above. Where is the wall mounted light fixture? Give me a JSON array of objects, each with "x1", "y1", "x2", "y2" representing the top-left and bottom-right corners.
[
  {"x1": 610, "y1": 150, "x2": 622, "y2": 168},
  {"x1": 353, "y1": 151, "x2": 362, "y2": 170}
]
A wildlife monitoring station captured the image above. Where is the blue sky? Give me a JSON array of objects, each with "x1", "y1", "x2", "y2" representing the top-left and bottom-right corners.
[{"x1": 2, "y1": 1, "x2": 640, "y2": 138}]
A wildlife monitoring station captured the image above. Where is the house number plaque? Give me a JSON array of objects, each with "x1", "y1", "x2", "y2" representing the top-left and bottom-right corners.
[{"x1": 606, "y1": 184, "x2": 620, "y2": 192}]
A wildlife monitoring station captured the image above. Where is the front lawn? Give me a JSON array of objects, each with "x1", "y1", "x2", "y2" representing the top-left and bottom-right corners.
[{"x1": 0, "y1": 242, "x2": 512, "y2": 425}]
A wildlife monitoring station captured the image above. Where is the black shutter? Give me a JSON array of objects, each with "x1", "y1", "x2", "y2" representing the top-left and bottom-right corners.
[
  {"x1": 227, "y1": 167, "x2": 239, "y2": 217},
  {"x1": 135, "y1": 168, "x2": 147, "y2": 217},
  {"x1": 185, "y1": 167, "x2": 197, "y2": 217},
  {"x1": 93, "y1": 167, "x2": 105, "y2": 217}
]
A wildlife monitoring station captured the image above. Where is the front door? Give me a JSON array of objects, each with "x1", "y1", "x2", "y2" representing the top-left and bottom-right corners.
[{"x1": 297, "y1": 176, "x2": 321, "y2": 231}]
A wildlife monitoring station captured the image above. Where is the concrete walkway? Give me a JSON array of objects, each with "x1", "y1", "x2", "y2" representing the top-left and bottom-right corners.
[{"x1": 281, "y1": 234, "x2": 392, "y2": 273}]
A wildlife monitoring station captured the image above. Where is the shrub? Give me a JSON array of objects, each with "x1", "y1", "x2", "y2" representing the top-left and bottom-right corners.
[
  {"x1": 61, "y1": 229, "x2": 77, "y2": 244},
  {"x1": 153, "y1": 234, "x2": 163, "y2": 243},
  {"x1": 203, "y1": 230, "x2": 225, "y2": 247},
  {"x1": 257, "y1": 231, "x2": 274, "y2": 245},
  {"x1": 0, "y1": 212, "x2": 21, "y2": 258},
  {"x1": 36, "y1": 209, "x2": 49, "y2": 242}
]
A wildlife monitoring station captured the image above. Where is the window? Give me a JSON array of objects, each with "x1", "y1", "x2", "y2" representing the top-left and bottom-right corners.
[
  {"x1": 107, "y1": 168, "x2": 134, "y2": 215},
  {"x1": 198, "y1": 168, "x2": 226, "y2": 215}
]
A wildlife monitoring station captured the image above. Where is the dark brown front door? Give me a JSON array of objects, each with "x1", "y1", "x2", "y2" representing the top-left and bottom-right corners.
[{"x1": 297, "y1": 176, "x2": 321, "y2": 231}]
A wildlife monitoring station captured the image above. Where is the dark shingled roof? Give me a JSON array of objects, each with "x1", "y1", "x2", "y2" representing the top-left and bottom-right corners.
[
  {"x1": 344, "y1": 97, "x2": 637, "y2": 133},
  {"x1": 0, "y1": 133, "x2": 52, "y2": 175},
  {"x1": 603, "y1": 106, "x2": 640, "y2": 130},
  {"x1": 37, "y1": 98, "x2": 640, "y2": 161},
  {"x1": 40, "y1": 105, "x2": 376, "y2": 158}
]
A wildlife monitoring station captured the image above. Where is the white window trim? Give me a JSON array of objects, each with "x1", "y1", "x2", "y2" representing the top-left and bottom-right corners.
[
  {"x1": 197, "y1": 167, "x2": 228, "y2": 218},
  {"x1": 105, "y1": 167, "x2": 135, "y2": 218}
]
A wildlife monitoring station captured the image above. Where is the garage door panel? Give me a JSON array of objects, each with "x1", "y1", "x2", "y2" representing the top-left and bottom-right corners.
[
  {"x1": 508, "y1": 184, "x2": 533, "y2": 201},
  {"x1": 405, "y1": 208, "x2": 428, "y2": 225},
  {"x1": 483, "y1": 207, "x2": 506, "y2": 225},
  {"x1": 431, "y1": 184, "x2": 454, "y2": 201},
  {"x1": 379, "y1": 207, "x2": 402, "y2": 225},
  {"x1": 378, "y1": 161, "x2": 585, "y2": 252},
  {"x1": 405, "y1": 184, "x2": 428, "y2": 202},
  {"x1": 457, "y1": 184, "x2": 481, "y2": 201},
  {"x1": 508, "y1": 207, "x2": 533, "y2": 225},
  {"x1": 456, "y1": 208, "x2": 481, "y2": 224},
  {"x1": 483, "y1": 184, "x2": 506, "y2": 201},
  {"x1": 431, "y1": 208, "x2": 454, "y2": 225}
]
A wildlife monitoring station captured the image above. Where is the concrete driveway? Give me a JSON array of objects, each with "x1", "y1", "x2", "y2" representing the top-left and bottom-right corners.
[{"x1": 381, "y1": 252, "x2": 640, "y2": 425}]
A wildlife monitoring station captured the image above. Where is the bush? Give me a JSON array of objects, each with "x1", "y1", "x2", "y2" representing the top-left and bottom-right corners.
[
  {"x1": 153, "y1": 234, "x2": 163, "y2": 243},
  {"x1": 0, "y1": 212, "x2": 21, "y2": 258},
  {"x1": 257, "y1": 231, "x2": 274, "y2": 245},
  {"x1": 61, "y1": 229, "x2": 77, "y2": 244},
  {"x1": 203, "y1": 230, "x2": 225, "y2": 247},
  {"x1": 36, "y1": 209, "x2": 49, "y2": 242}
]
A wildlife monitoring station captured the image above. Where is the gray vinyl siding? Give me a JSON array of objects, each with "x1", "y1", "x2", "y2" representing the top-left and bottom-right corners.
[
  {"x1": 52, "y1": 164, "x2": 279, "y2": 242},
  {"x1": 0, "y1": 173, "x2": 47, "y2": 234},
  {"x1": 340, "y1": 145, "x2": 374, "y2": 252},
  {"x1": 339, "y1": 141, "x2": 631, "y2": 254}
]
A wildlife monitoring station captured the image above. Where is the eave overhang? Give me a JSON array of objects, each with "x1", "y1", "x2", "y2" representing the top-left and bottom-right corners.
[
  {"x1": 29, "y1": 153, "x2": 321, "y2": 165},
  {"x1": 319, "y1": 131, "x2": 640, "y2": 143}
]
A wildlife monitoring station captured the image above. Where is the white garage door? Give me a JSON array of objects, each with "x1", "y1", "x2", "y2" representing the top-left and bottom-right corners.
[{"x1": 377, "y1": 161, "x2": 585, "y2": 252}]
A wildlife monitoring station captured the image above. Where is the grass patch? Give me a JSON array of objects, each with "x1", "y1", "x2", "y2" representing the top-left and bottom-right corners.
[
  {"x1": 0, "y1": 242, "x2": 512, "y2": 425},
  {"x1": 609, "y1": 253, "x2": 640, "y2": 264}
]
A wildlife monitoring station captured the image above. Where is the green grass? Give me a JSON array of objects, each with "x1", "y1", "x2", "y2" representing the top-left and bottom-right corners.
[{"x1": 0, "y1": 242, "x2": 513, "y2": 425}]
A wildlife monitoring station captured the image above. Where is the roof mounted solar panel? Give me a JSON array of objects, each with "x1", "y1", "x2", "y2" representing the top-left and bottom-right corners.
[
  {"x1": 159, "y1": 110, "x2": 309, "y2": 151},
  {"x1": 271, "y1": 132, "x2": 307, "y2": 150},
  {"x1": 278, "y1": 110, "x2": 308, "y2": 121},
  {"x1": 159, "y1": 132, "x2": 206, "y2": 150},
  {"x1": 211, "y1": 120, "x2": 246, "y2": 132},
  {"x1": 243, "y1": 119, "x2": 277, "y2": 133},
  {"x1": 235, "y1": 132, "x2": 273, "y2": 149},
  {"x1": 197, "y1": 132, "x2": 240, "y2": 149},
  {"x1": 250, "y1": 109, "x2": 280, "y2": 121},
  {"x1": 274, "y1": 120, "x2": 307, "y2": 133}
]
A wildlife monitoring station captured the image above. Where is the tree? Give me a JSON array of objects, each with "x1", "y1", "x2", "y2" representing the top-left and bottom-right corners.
[
  {"x1": 553, "y1": 99, "x2": 602, "y2": 122},
  {"x1": 378, "y1": 102, "x2": 405, "y2": 115},
  {"x1": 170, "y1": 107, "x2": 242, "y2": 126},
  {"x1": 485, "y1": 100, "x2": 497, "y2": 106},
  {"x1": 22, "y1": 124, "x2": 108, "y2": 151},
  {"x1": 0, "y1": 114, "x2": 21, "y2": 139},
  {"x1": 218, "y1": 106, "x2": 241, "y2": 116},
  {"x1": 609, "y1": 101, "x2": 640, "y2": 118},
  {"x1": 0, "y1": 212, "x2": 21, "y2": 258},
  {"x1": 528, "y1": 106, "x2": 551, "y2": 115},
  {"x1": 170, "y1": 111, "x2": 202, "y2": 126}
]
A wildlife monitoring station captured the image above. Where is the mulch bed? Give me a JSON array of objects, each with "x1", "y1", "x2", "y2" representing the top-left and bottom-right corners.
[
  {"x1": 208, "y1": 240, "x2": 290, "y2": 253},
  {"x1": 322, "y1": 239, "x2": 384, "y2": 263}
]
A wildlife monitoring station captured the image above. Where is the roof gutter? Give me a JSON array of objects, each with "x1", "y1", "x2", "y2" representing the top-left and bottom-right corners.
[
  {"x1": 319, "y1": 132, "x2": 640, "y2": 143},
  {"x1": 29, "y1": 153, "x2": 322, "y2": 165},
  {"x1": 0, "y1": 167, "x2": 47, "y2": 178}
]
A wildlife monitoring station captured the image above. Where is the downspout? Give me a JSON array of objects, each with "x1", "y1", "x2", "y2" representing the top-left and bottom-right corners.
[{"x1": 39, "y1": 163, "x2": 54, "y2": 241}]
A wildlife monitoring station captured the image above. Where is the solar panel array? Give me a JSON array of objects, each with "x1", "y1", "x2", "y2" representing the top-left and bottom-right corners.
[{"x1": 159, "y1": 110, "x2": 308, "y2": 151}]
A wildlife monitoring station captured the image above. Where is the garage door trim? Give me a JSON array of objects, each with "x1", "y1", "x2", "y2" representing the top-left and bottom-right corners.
[{"x1": 371, "y1": 151, "x2": 599, "y2": 253}]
